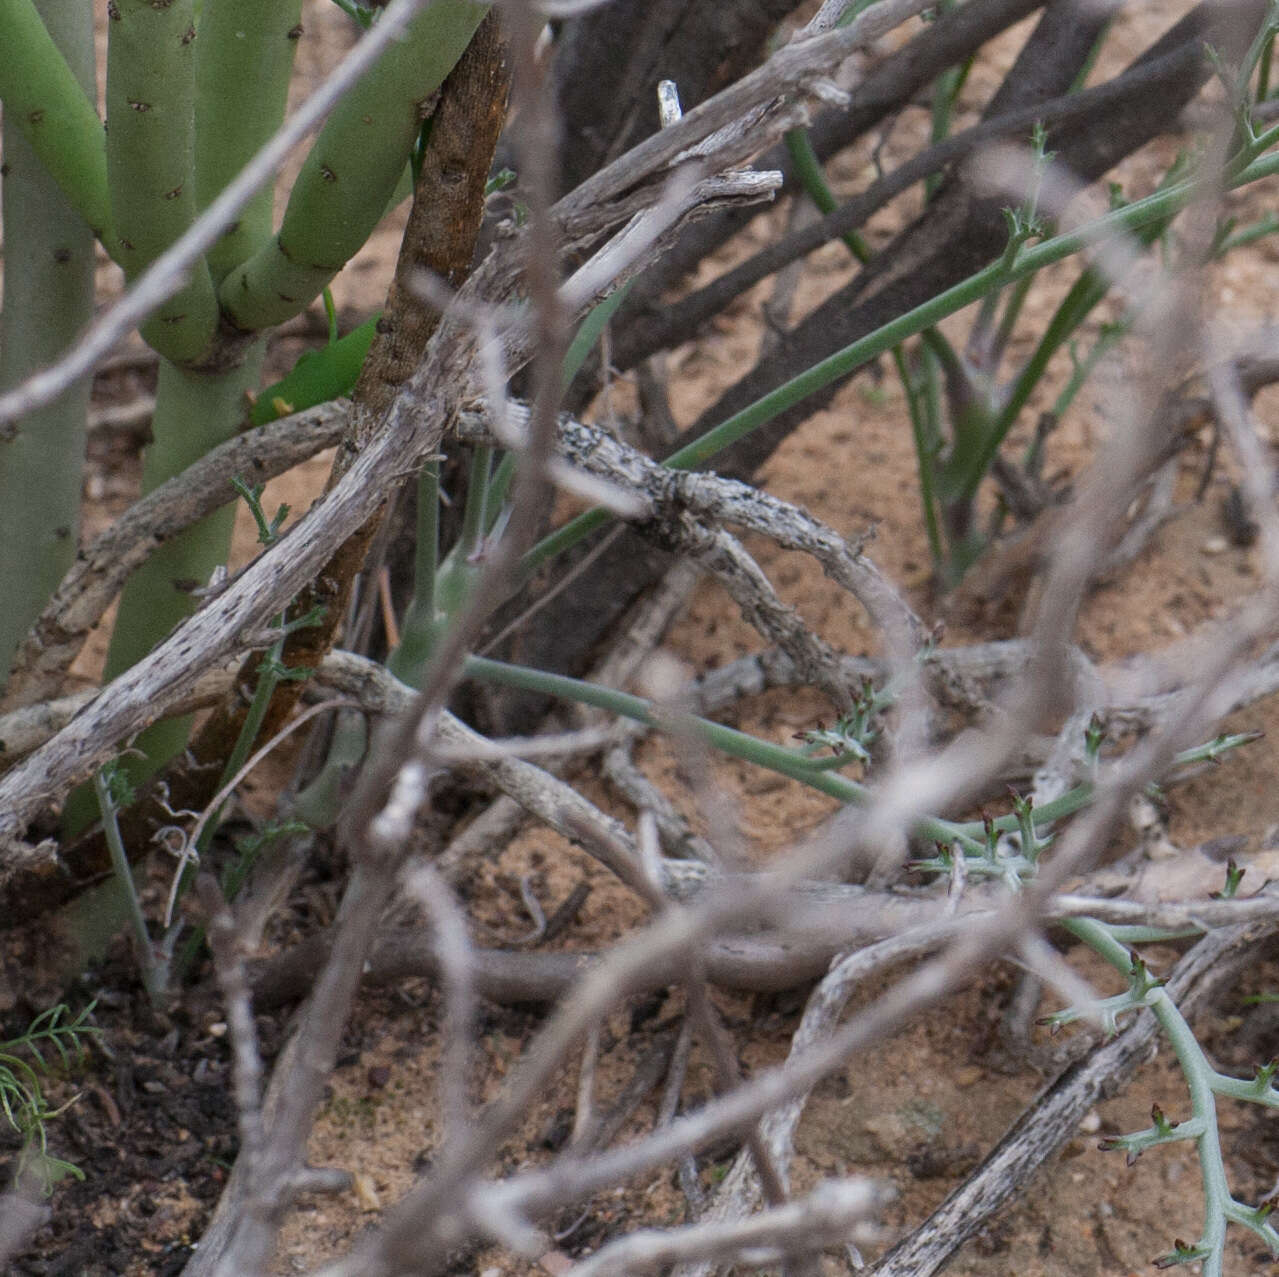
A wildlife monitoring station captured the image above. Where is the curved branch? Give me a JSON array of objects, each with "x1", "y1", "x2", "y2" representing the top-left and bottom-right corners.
[{"x1": 1, "y1": 401, "x2": 349, "y2": 711}]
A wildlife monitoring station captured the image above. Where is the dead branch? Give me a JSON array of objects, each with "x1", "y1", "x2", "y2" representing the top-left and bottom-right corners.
[
  {"x1": 2, "y1": 402, "x2": 348, "y2": 711},
  {"x1": 610, "y1": 40, "x2": 1217, "y2": 372},
  {"x1": 530, "y1": 1, "x2": 1261, "y2": 708},
  {"x1": 550, "y1": 0, "x2": 938, "y2": 235},
  {"x1": 457, "y1": 404, "x2": 921, "y2": 655},
  {"x1": 569, "y1": 1176, "x2": 889, "y2": 1276},
  {"x1": 248, "y1": 868, "x2": 1279, "y2": 1011},
  {"x1": 0, "y1": 132, "x2": 779, "y2": 867},
  {"x1": 671, "y1": 922, "x2": 974, "y2": 1277},
  {"x1": 574, "y1": 0, "x2": 1046, "y2": 380}
]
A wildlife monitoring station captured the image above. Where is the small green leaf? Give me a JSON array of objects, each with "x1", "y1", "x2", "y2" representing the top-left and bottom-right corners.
[
  {"x1": 249, "y1": 316, "x2": 380, "y2": 426},
  {"x1": 1152, "y1": 1239, "x2": 1210, "y2": 1269}
]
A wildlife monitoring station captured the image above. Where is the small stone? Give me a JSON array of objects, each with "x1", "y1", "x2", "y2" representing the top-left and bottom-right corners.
[
  {"x1": 353, "y1": 1171, "x2": 381, "y2": 1213},
  {"x1": 1079, "y1": 1109, "x2": 1101, "y2": 1134},
  {"x1": 862, "y1": 1112, "x2": 914, "y2": 1158},
  {"x1": 1201, "y1": 536, "x2": 1230, "y2": 556},
  {"x1": 955, "y1": 1065, "x2": 983, "y2": 1088}
]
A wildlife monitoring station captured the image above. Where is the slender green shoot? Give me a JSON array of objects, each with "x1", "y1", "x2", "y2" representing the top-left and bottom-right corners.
[
  {"x1": 1259, "y1": 28, "x2": 1277, "y2": 100},
  {"x1": 167, "y1": 479, "x2": 318, "y2": 976},
  {"x1": 387, "y1": 459, "x2": 443, "y2": 688},
  {"x1": 389, "y1": 279, "x2": 643, "y2": 687},
  {"x1": 461, "y1": 653, "x2": 1094, "y2": 847},
  {"x1": 93, "y1": 764, "x2": 167, "y2": 1003},
  {"x1": 197, "y1": 477, "x2": 317, "y2": 858},
  {"x1": 563, "y1": 280, "x2": 634, "y2": 392},
  {"x1": 1064, "y1": 916, "x2": 1279, "y2": 1277}
]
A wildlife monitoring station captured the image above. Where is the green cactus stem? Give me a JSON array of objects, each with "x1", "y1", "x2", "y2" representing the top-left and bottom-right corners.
[
  {"x1": 103, "y1": 352, "x2": 262, "y2": 672},
  {"x1": 0, "y1": 0, "x2": 97, "y2": 683},
  {"x1": 194, "y1": 0, "x2": 304, "y2": 283},
  {"x1": 0, "y1": 0, "x2": 108, "y2": 240},
  {"x1": 60, "y1": 0, "x2": 306, "y2": 796},
  {"x1": 59, "y1": 348, "x2": 265, "y2": 835},
  {"x1": 219, "y1": 1, "x2": 489, "y2": 332},
  {"x1": 105, "y1": 0, "x2": 218, "y2": 363}
]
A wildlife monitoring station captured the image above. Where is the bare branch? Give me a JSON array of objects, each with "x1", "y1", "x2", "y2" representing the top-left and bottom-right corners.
[
  {"x1": 0, "y1": 118, "x2": 772, "y2": 859},
  {"x1": 2, "y1": 402, "x2": 348, "y2": 711},
  {"x1": 569, "y1": 1176, "x2": 890, "y2": 1276}
]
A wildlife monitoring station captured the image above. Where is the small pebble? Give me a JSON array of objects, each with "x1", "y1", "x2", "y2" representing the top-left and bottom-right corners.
[
  {"x1": 1079, "y1": 1109, "x2": 1101, "y2": 1134},
  {"x1": 353, "y1": 1171, "x2": 381, "y2": 1213},
  {"x1": 1201, "y1": 536, "x2": 1230, "y2": 556}
]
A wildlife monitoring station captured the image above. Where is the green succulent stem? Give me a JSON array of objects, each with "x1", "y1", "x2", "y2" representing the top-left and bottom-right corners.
[
  {"x1": 462, "y1": 654, "x2": 1093, "y2": 846},
  {"x1": 387, "y1": 461, "x2": 443, "y2": 689},
  {"x1": 0, "y1": 0, "x2": 96, "y2": 684},
  {"x1": 105, "y1": 0, "x2": 219, "y2": 364},
  {"x1": 524, "y1": 145, "x2": 1279, "y2": 578},
  {"x1": 106, "y1": 351, "x2": 266, "y2": 663},
  {"x1": 390, "y1": 284, "x2": 632, "y2": 687},
  {"x1": 0, "y1": 0, "x2": 109, "y2": 239},
  {"x1": 219, "y1": 1, "x2": 489, "y2": 331},
  {"x1": 1068, "y1": 916, "x2": 1279, "y2": 1274},
  {"x1": 194, "y1": 0, "x2": 304, "y2": 283},
  {"x1": 93, "y1": 769, "x2": 166, "y2": 1004},
  {"x1": 934, "y1": 262, "x2": 1111, "y2": 504},
  {"x1": 785, "y1": 124, "x2": 949, "y2": 566}
]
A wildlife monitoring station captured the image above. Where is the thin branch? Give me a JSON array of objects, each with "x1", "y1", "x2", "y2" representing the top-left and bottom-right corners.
[
  {"x1": 553, "y1": 0, "x2": 938, "y2": 227},
  {"x1": 198, "y1": 875, "x2": 268, "y2": 1187},
  {"x1": 0, "y1": 120, "x2": 772, "y2": 859},
  {"x1": 401, "y1": 859, "x2": 476, "y2": 1153},
  {"x1": 671, "y1": 922, "x2": 972, "y2": 1277},
  {"x1": 164, "y1": 698, "x2": 357, "y2": 927},
  {"x1": 613, "y1": 43, "x2": 1220, "y2": 368},
  {"x1": 2, "y1": 401, "x2": 348, "y2": 712},
  {"x1": 456, "y1": 404, "x2": 922, "y2": 656},
  {"x1": 568, "y1": 1177, "x2": 889, "y2": 1277},
  {"x1": 0, "y1": 667, "x2": 235, "y2": 763}
]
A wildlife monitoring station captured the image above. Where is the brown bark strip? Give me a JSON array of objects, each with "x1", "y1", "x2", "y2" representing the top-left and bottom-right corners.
[{"x1": 236, "y1": 6, "x2": 512, "y2": 714}]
